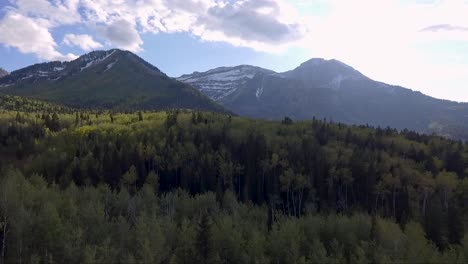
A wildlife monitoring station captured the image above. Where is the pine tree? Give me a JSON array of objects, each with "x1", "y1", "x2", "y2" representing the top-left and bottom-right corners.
[
  {"x1": 122, "y1": 166, "x2": 138, "y2": 193},
  {"x1": 196, "y1": 213, "x2": 213, "y2": 264},
  {"x1": 75, "y1": 113, "x2": 79, "y2": 127},
  {"x1": 447, "y1": 204, "x2": 464, "y2": 244}
]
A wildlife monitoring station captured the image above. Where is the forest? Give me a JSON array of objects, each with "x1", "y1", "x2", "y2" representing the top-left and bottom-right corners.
[{"x1": 1, "y1": 95, "x2": 468, "y2": 263}]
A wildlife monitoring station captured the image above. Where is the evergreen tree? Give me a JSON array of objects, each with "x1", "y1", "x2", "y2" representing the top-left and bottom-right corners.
[{"x1": 196, "y1": 213, "x2": 214, "y2": 264}]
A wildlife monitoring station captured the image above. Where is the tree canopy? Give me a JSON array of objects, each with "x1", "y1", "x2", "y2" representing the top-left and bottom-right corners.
[{"x1": 2, "y1": 96, "x2": 468, "y2": 263}]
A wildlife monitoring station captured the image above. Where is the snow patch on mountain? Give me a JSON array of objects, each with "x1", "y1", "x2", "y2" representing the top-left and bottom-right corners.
[
  {"x1": 105, "y1": 60, "x2": 118, "y2": 72},
  {"x1": 321, "y1": 74, "x2": 356, "y2": 90},
  {"x1": 38, "y1": 71, "x2": 51, "y2": 77},
  {"x1": 181, "y1": 69, "x2": 255, "y2": 83},
  {"x1": 256, "y1": 76, "x2": 266, "y2": 99},
  {"x1": 21, "y1": 75, "x2": 34, "y2": 80},
  {"x1": 0, "y1": 50, "x2": 122, "y2": 87},
  {"x1": 80, "y1": 50, "x2": 116, "y2": 71},
  {"x1": 178, "y1": 65, "x2": 274, "y2": 101}
]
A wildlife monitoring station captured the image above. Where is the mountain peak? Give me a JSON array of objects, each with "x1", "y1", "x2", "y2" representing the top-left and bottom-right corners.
[
  {"x1": 184, "y1": 64, "x2": 271, "y2": 77},
  {"x1": 300, "y1": 58, "x2": 326, "y2": 66},
  {"x1": 281, "y1": 58, "x2": 364, "y2": 86},
  {"x1": 0, "y1": 49, "x2": 223, "y2": 112},
  {"x1": 299, "y1": 58, "x2": 356, "y2": 71},
  {"x1": 75, "y1": 49, "x2": 133, "y2": 62},
  {"x1": 0, "y1": 49, "x2": 166, "y2": 88}
]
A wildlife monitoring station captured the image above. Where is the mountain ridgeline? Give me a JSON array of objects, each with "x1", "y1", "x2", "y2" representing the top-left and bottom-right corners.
[
  {"x1": 179, "y1": 59, "x2": 468, "y2": 140},
  {"x1": 0, "y1": 49, "x2": 224, "y2": 112},
  {"x1": 3, "y1": 49, "x2": 468, "y2": 139}
]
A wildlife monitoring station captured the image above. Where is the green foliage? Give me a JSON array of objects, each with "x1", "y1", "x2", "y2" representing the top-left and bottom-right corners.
[
  {"x1": 0, "y1": 95, "x2": 73, "y2": 113},
  {"x1": 1, "y1": 101, "x2": 468, "y2": 262},
  {"x1": 0, "y1": 169, "x2": 467, "y2": 263}
]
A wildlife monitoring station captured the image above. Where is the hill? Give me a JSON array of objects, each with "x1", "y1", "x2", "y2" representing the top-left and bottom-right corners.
[
  {"x1": 179, "y1": 59, "x2": 468, "y2": 140},
  {"x1": 0, "y1": 49, "x2": 224, "y2": 112}
]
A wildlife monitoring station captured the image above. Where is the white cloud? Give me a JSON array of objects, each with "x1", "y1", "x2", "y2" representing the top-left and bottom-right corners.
[
  {"x1": 97, "y1": 19, "x2": 143, "y2": 52},
  {"x1": 1, "y1": 0, "x2": 305, "y2": 56},
  {"x1": 191, "y1": 0, "x2": 306, "y2": 52},
  {"x1": 63, "y1": 34, "x2": 103, "y2": 51},
  {"x1": 1, "y1": 0, "x2": 468, "y2": 101},
  {"x1": 11, "y1": 0, "x2": 81, "y2": 27},
  {"x1": 79, "y1": 0, "x2": 305, "y2": 52},
  {"x1": 0, "y1": 11, "x2": 76, "y2": 61}
]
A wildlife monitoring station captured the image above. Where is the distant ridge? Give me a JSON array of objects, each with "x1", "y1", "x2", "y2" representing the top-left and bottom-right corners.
[
  {"x1": 179, "y1": 59, "x2": 468, "y2": 140},
  {"x1": 0, "y1": 49, "x2": 224, "y2": 112}
]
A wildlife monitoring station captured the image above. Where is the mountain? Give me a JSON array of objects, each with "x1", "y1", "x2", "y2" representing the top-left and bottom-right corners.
[
  {"x1": 0, "y1": 49, "x2": 224, "y2": 112},
  {"x1": 0, "y1": 68, "x2": 8, "y2": 78},
  {"x1": 177, "y1": 65, "x2": 274, "y2": 100},
  {"x1": 179, "y1": 59, "x2": 468, "y2": 139},
  {"x1": 280, "y1": 58, "x2": 365, "y2": 86}
]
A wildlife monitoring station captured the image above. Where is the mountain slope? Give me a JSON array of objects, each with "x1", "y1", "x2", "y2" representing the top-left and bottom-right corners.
[
  {"x1": 0, "y1": 94, "x2": 73, "y2": 113},
  {"x1": 0, "y1": 50, "x2": 224, "y2": 112},
  {"x1": 179, "y1": 59, "x2": 468, "y2": 139},
  {"x1": 177, "y1": 65, "x2": 274, "y2": 100},
  {"x1": 0, "y1": 68, "x2": 8, "y2": 78}
]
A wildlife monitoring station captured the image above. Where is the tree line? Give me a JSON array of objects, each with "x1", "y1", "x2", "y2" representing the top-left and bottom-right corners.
[{"x1": 2, "y1": 96, "x2": 468, "y2": 262}]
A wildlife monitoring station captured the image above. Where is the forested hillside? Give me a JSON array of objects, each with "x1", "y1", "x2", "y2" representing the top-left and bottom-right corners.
[
  {"x1": 1, "y1": 96, "x2": 468, "y2": 263},
  {"x1": 0, "y1": 50, "x2": 225, "y2": 112}
]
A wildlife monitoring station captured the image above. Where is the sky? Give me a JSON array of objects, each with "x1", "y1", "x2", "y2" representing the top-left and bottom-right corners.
[{"x1": 0, "y1": 0, "x2": 467, "y2": 102}]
